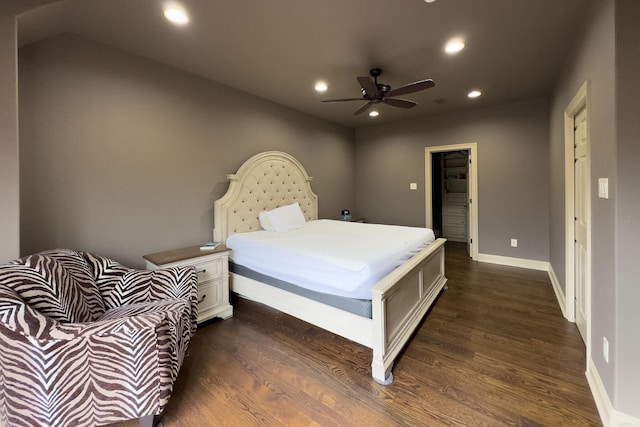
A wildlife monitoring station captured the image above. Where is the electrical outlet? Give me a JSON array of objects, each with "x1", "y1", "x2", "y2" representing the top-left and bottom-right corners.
[
  {"x1": 510, "y1": 239, "x2": 518, "y2": 248},
  {"x1": 409, "y1": 182, "x2": 418, "y2": 190},
  {"x1": 603, "y1": 336, "x2": 609, "y2": 363}
]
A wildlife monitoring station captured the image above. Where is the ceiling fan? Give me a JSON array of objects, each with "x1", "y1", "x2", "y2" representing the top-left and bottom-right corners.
[{"x1": 321, "y1": 68, "x2": 435, "y2": 115}]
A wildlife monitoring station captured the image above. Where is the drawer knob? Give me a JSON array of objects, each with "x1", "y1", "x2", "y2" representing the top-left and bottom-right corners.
[
  {"x1": 197, "y1": 269, "x2": 207, "y2": 274},
  {"x1": 198, "y1": 294, "x2": 207, "y2": 304}
]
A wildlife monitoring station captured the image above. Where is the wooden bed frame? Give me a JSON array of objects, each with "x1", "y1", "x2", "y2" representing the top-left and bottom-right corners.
[{"x1": 214, "y1": 151, "x2": 447, "y2": 384}]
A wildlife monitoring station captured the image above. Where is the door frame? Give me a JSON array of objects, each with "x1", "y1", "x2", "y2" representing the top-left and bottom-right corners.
[
  {"x1": 564, "y1": 81, "x2": 591, "y2": 355},
  {"x1": 425, "y1": 142, "x2": 478, "y2": 259}
]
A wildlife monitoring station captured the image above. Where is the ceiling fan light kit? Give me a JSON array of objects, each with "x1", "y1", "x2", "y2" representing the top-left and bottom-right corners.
[{"x1": 321, "y1": 68, "x2": 435, "y2": 116}]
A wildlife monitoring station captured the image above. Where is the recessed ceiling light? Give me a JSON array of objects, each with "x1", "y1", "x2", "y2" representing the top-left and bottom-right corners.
[
  {"x1": 314, "y1": 81, "x2": 328, "y2": 92},
  {"x1": 468, "y1": 90, "x2": 482, "y2": 98},
  {"x1": 164, "y1": 3, "x2": 189, "y2": 25},
  {"x1": 424, "y1": 0, "x2": 436, "y2": 3},
  {"x1": 369, "y1": 110, "x2": 379, "y2": 117},
  {"x1": 445, "y1": 39, "x2": 465, "y2": 54}
]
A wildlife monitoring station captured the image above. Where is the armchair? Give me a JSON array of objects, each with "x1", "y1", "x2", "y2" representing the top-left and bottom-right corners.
[{"x1": 0, "y1": 249, "x2": 198, "y2": 427}]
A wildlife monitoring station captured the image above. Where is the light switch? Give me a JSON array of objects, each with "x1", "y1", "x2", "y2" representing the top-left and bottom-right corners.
[
  {"x1": 409, "y1": 183, "x2": 418, "y2": 190},
  {"x1": 598, "y1": 178, "x2": 609, "y2": 199}
]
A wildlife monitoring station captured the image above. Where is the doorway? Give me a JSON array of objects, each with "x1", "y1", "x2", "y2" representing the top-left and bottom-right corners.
[
  {"x1": 425, "y1": 143, "x2": 478, "y2": 259},
  {"x1": 432, "y1": 151, "x2": 469, "y2": 242},
  {"x1": 564, "y1": 81, "x2": 591, "y2": 348}
]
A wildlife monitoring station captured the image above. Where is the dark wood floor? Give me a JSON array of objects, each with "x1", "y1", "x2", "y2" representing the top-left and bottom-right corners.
[{"x1": 112, "y1": 242, "x2": 601, "y2": 426}]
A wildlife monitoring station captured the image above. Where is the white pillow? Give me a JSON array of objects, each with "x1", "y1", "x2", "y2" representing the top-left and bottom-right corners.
[
  {"x1": 264, "y1": 202, "x2": 307, "y2": 232},
  {"x1": 258, "y1": 211, "x2": 276, "y2": 232}
]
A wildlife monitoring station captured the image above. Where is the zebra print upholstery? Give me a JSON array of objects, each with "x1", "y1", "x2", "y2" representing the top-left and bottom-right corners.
[{"x1": 0, "y1": 249, "x2": 198, "y2": 427}]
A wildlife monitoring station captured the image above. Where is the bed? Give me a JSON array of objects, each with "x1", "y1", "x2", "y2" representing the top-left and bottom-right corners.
[{"x1": 213, "y1": 151, "x2": 447, "y2": 384}]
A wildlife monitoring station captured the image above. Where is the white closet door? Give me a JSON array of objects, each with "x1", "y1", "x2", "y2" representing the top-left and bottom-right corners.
[{"x1": 573, "y1": 106, "x2": 589, "y2": 343}]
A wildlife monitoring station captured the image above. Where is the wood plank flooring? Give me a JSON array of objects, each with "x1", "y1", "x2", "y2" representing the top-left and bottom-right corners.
[{"x1": 111, "y1": 242, "x2": 601, "y2": 426}]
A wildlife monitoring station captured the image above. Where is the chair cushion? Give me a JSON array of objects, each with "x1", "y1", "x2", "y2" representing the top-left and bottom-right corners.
[{"x1": 6, "y1": 249, "x2": 105, "y2": 323}]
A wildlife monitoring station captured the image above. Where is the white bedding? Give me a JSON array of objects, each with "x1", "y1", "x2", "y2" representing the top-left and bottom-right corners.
[{"x1": 226, "y1": 219, "x2": 435, "y2": 300}]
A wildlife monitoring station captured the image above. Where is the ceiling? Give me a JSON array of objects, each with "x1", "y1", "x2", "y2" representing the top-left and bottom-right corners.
[{"x1": 17, "y1": 0, "x2": 595, "y2": 129}]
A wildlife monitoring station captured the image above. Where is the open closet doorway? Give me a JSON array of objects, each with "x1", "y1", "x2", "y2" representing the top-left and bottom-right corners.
[{"x1": 425, "y1": 143, "x2": 478, "y2": 259}]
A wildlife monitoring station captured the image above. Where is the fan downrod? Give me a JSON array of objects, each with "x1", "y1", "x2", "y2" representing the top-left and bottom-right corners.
[{"x1": 367, "y1": 68, "x2": 390, "y2": 94}]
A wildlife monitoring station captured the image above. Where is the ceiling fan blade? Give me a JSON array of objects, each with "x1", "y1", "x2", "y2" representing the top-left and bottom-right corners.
[
  {"x1": 382, "y1": 98, "x2": 417, "y2": 109},
  {"x1": 386, "y1": 79, "x2": 435, "y2": 97},
  {"x1": 357, "y1": 76, "x2": 379, "y2": 98},
  {"x1": 321, "y1": 98, "x2": 367, "y2": 103},
  {"x1": 353, "y1": 102, "x2": 374, "y2": 115}
]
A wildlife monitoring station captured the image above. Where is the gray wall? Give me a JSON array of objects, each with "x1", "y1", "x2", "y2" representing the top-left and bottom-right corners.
[
  {"x1": 549, "y1": 0, "x2": 619, "y2": 411},
  {"x1": 19, "y1": 35, "x2": 354, "y2": 268},
  {"x1": 0, "y1": 10, "x2": 20, "y2": 263},
  {"x1": 549, "y1": 0, "x2": 617, "y2": 307},
  {"x1": 354, "y1": 98, "x2": 550, "y2": 261},
  {"x1": 614, "y1": 0, "x2": 640, "y2": 415},
  {"x1": 550, "y1": 0, "x2": 640, "y2": 417},
  {"x1": 0, "y1": 0, "x2": 61, "y2": 264}
]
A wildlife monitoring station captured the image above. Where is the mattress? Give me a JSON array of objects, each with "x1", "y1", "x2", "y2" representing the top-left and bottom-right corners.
[
  {"x1": 226, "y1": 219, "x2": 435, "y2": 300},
  {"x1": 230, "y1": 262, "x2": 374, "y2": 318}
]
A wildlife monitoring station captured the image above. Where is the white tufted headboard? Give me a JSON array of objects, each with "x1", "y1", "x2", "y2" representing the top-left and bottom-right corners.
[{"x1": 213, "y1": 151, "x2": 319, "y2": 242}]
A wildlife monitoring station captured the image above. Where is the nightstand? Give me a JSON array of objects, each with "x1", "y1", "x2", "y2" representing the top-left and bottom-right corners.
[{"x1": 143, "y1": 245, "x2": 233, "y2": 323}]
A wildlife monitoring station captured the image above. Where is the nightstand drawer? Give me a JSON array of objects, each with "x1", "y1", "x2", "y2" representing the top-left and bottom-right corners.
[
  {"x1": 198, "y1": 280, "x2": 223, "y2": 311},
  {"x1": 192, "y1": 258, "x2": 224, "y2": 282}
]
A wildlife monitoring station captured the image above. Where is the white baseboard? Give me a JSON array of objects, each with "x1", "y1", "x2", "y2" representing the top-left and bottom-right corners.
[
  {"x1": 476, "y1": 253, "x2": 549, "y2": 271},
  {"x1": 612, "y1": 411, "x2": 640, "y2": 427},
  {"x1": 547, "y1": 264, "x2": 568, "y2": 320},
  {"x1": 586, "y1": 358, "x2": 640, "y2": 427}
]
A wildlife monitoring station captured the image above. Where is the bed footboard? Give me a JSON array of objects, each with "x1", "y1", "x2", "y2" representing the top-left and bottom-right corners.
[{"x1": 370, "y1": 238, "x2": 447, "y2": 384}]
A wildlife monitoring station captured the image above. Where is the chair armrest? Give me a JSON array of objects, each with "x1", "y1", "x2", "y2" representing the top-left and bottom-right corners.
[
  {"x1": 0, "y1": 283, "x2": 165, "y2": 342},
  {"x1": 0, "y1": 283, "x2": 57, "y2": 339}
]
